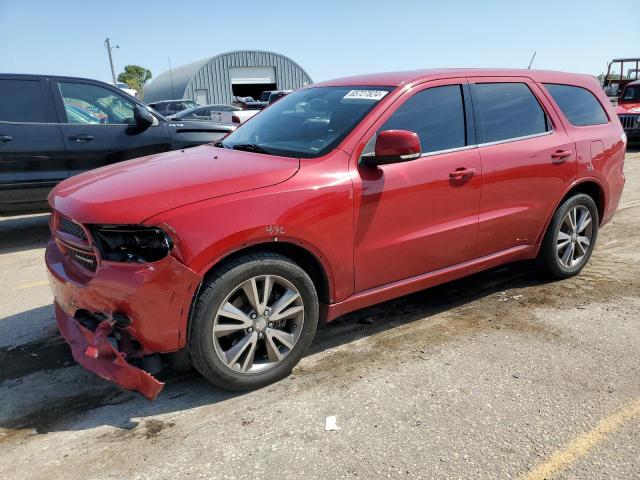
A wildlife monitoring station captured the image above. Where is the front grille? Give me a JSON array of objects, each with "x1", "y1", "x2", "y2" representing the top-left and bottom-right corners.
[
  {"x1": 67, "y1": 249, "x2": 97, "y2": 271},
  {"x1": 53, "y1": 212, "x2": 97, "y2": 273},
  {"x1": 619, "y1": 115, "x2": 639, "y2": 130},
  {"x1": 58, "y1": 216, "x2": 88, "y2": 242}
]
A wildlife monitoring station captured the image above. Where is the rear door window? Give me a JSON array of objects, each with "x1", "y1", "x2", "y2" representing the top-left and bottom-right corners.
[
  {"x1": 472, "y1": 82, "x2": 550, "y2": 143},
  {"x1": 544, "y1": 84, "x2": 609, "y2": 126},
  {"x1": 380, "y1": 84, "x2": 467, "y2": 154},
  {"x1": 0, "y1": 79, "x2": 47, "y2": 123}
]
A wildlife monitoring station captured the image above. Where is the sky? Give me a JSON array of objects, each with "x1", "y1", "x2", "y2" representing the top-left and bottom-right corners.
[{"x1": 1, "y1": 0, "x2": 638, "y2": 86}]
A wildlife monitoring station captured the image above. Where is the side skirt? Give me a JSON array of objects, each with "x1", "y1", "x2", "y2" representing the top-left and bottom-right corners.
[{"x1": 323, "y1": 244, "x2": 539, "y2": 322}]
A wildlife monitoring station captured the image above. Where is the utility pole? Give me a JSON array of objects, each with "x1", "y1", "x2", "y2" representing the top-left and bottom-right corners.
[{"x1": 104, "y1": 38, "x2": 119, "y2": 85}]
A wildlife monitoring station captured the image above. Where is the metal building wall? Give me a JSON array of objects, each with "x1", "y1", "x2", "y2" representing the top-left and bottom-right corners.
[
  {"x1": 143, "y1": 58, "x2": 209, "y2": 103},
  {"x1": 183, "y1": 50, "x2": 313, "y2": 104}
]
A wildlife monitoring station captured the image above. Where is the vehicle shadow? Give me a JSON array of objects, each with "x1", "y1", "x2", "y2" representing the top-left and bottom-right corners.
[
  {"x1": 0, "y1": 214, "x2": 50, "y2": 254},
  {"x1": 0, "y1": 258, "x2": 553, "y2": 436}
]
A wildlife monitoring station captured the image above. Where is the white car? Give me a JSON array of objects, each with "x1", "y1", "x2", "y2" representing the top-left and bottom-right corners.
[
  {"x1": 170, "y1": 104, "x2": 259, "y2": 124},
  {"x1": 116, "y1": 82, "x2": 138, "y2": 98}
]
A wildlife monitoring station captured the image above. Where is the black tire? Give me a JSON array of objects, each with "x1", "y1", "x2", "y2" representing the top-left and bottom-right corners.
[
  {"x1": 537, "y1": 193, "x2": 599, "y2": 279},
  {"x1": 189, "y1": 252, "x2": 318, "y2": 391}
]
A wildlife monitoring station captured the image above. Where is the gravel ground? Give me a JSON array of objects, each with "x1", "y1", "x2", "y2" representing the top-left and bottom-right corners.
[{"x1": 1, "y1": 147, "x2": 639, "y2": 480}]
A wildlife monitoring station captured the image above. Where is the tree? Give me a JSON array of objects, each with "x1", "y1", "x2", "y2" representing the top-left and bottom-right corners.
[{"x1": 117, "y1": 65, "x2": 152, "y2": 98}]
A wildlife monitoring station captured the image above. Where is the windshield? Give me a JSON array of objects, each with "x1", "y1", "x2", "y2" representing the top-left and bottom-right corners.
[
  {"x1": 220, "y1": 86, "x2": 393, "y2": 158},
  {"x1": 622, "y1": 86, "x2": 640, "y2": 102}
]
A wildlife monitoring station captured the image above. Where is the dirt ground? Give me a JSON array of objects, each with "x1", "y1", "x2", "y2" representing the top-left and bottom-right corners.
[{"x1": 1, "y1": 147, "x2": 639, "y2": 480}]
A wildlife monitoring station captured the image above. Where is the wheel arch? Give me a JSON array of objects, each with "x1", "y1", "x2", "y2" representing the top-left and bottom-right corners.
[
  {"x1": 560, "y1": 179, "x2": 606, "y2": 224},
  {"x1": 535, "y1": 178, "x2": 606, "y2": 249},
  {"x1": 198, "y1": 241, "x2": 332, "y2": 305}
]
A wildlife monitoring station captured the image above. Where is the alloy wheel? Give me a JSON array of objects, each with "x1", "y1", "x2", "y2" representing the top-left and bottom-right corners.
[
  {"x1": 556, "y1": 205, "x2": 593, "y2": 268},
  {"x1": 212, "y1": 275, "x2": 304, "y2": 374}
]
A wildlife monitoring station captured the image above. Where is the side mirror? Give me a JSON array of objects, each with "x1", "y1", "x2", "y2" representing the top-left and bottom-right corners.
[
  {"x1": 362, "y1": 130, "x2": 421, "y2": 166},
  {"x1": 133, "y1": 105, "x2": 154, "y2": 127}
]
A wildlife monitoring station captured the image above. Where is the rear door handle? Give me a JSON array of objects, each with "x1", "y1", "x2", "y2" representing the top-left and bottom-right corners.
[
  {"x1": 0, "y1": 135, "x2": 13, "y2": 142},
  {"x1": 551, "y1": 150, "x2": 572, "y2": 161},
  {"x1": 449, "y1": 167, "x2": 476, "y2": 181},
  {"x1": 68, "y1": 134, "x2": 95, "y2": 142}
]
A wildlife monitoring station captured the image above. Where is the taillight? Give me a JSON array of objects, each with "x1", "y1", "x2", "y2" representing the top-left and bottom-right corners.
[{"x1": 232, "y1": 115, "x2": 241, "y2": 123}]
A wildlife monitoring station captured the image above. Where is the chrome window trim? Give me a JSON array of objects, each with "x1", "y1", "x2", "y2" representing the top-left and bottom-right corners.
[
  {"x1": 362, "y1": 130, "x2": 554, "y2": 161},
  {"x1": 419, "y1": 144, "x2": 477, "y2": 158},
  {"x1": 476, "y1": 130, "x2": 553, "y2": 148}
]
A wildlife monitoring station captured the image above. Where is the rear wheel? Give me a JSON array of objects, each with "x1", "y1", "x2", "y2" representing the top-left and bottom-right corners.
[
  {"x1": 538, "y1": 193, "x2": 599, "y2": 279},
  {"x1": 189, "y1": 252, "x2": 318, "y2": 391}
]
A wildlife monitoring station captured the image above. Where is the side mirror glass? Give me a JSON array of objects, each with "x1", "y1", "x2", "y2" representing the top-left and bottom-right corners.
[
  {"x1": 133, "y1": 105, "x2": 154, "y2": 127},
  {"x1": 362, "y1": 130, "x2": 422, "y2": 166}
]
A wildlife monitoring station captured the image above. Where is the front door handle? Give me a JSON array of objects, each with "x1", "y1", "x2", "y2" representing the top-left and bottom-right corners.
[
  {"x1": 551, "y1": 150, "x2": 572, "y2": 161},
  {"x1": 449, "y1": 167, "x2": 476, "y2": 181},
  {"x1": 68, "y1": 134, "x2": 95, "y2": 142},
  {"x1": 0, "y1": 135, "x2": 13, "y2": 142}
]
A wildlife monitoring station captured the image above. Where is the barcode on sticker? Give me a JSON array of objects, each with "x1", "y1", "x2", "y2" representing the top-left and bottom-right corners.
[{"x1": 343, "y1": 90, "x2": 388, "y2": 101}]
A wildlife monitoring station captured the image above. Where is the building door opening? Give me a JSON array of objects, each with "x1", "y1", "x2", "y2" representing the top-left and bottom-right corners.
[
  {"x1": 231, "y1": 83, "x2": 277, "y2": 100},
  {"x1": 229, "y1": 67, "x2": 277, "y2": 101},
  {"x1": 194, "y1": 89, "x2": 208, "y2": 105}
]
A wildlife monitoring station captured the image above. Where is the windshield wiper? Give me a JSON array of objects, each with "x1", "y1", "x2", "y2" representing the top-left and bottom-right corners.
[{"x1": 231, "y1": 143, "x2": 273, "y2": 155}]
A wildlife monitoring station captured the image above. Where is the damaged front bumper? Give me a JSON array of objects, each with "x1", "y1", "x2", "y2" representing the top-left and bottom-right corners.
[
  {"x1": 55, "y1": 303, "x2": 165, "y2": 400},
  {"x1": 46, "y1": 238, "x2": 202, "y2": 400}
]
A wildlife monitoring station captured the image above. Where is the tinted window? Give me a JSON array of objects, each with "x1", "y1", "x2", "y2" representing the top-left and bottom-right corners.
[
  {"x1": 544, "y1": 84, "x2": 608, "y2": 126},
  {"x1": 0, "y1": 79, "x2": 46, "y2": 123},
  {"x1": 59, "y1": 82, "x2": 135, "y2": 124},
  {"x1": 381, "y1": 85, "x2": 466, "y2": 154},
  {"x1": 473, "y1": 83, "x2": 549, "y2": 143},
  {"x1": 622, "y1": 86, "x2": 640, "y2": 102}
]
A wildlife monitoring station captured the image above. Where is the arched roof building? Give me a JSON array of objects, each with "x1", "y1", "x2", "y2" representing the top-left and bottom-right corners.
[{"x1": 144, "y1": 50, "x2": 313, "y2": 104}]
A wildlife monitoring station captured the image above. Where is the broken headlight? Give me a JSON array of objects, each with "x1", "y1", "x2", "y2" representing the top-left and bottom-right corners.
[{"x1": 90, "y1": 225, "x2": 173, "y2": 263}]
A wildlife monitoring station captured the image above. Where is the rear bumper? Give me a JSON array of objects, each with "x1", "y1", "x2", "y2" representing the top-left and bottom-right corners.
[{"x1": 54, "y1": 302, "x2": 164, "y2": 400}]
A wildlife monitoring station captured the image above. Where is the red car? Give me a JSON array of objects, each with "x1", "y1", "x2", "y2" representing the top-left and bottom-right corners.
[
  {"x1": 46, "y1": 69, "x2": 626, "y2": 399},
  {"x1": 616, "y1": 79, "x2": 640, "y2": 141}
]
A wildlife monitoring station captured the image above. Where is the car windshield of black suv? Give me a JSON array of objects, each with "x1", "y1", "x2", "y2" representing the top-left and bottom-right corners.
[
  {"x1": 622, "y1": 85, "x2": 640, "y2": 102},
  {"x1": 219, "y1": 86, "x2": 394, "y2": 158}
]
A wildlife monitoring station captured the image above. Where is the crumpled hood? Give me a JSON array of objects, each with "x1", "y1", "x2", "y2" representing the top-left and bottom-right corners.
[
  {"x1": 49, "y1": 144, "x2": 299, "y2": 224},
  {"x1": 616, "y1": 102, "x2": 640, "y2": 114}
]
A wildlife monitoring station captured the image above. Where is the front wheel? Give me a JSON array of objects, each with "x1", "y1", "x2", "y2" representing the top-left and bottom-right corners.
[
  {"x1": 189, "y1": 252, "x2": 318, "y2": 391},
  {"x1": 537, "y1": 193, "x2": 599, "y2": 279}
]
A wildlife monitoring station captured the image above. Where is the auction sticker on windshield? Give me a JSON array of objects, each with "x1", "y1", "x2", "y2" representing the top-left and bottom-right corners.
[{"x1": 343, "y1": 90, "x2": 389, "y2": 101}]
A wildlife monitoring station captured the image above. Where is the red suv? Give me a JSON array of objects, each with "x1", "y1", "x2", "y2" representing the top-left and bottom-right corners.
[
  {"x1": 616, "y1": 79, "x2": 640, "y2": 141},
  {"x1": 46, "y1": 69, "x2": 626, "y2": 399}
]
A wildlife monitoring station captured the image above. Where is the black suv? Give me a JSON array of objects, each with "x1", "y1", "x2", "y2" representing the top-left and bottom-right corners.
[{"x1": 0, "y1": 75, "x2": 235, "y2": 215}]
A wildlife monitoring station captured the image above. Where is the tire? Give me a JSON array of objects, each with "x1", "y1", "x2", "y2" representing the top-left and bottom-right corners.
[
  {"x1": 189, "y1": 252, "x2": 318, "y2": 391},
  {"x1": 537, "y1": 193, "x2": 599, "y2": 279}
]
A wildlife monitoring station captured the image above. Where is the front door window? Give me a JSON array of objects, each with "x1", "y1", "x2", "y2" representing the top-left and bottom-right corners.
[{"x1": 59, "y1": 82, "x2": 136, "y2": 125}]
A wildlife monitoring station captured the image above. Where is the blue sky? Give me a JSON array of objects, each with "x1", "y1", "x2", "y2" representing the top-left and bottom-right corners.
[{"x1": 1, "y1": 0, "x2": 638, "y2": 85}]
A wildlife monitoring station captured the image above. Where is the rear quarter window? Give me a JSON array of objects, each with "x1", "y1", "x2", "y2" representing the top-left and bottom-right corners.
[{"x1": 544, "y1": 84, "x2": 608, "y2": 127}]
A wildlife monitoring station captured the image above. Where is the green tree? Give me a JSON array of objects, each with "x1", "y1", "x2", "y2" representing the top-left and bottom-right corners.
[{"x1": 117, "y1": 65, "x2": 152, "y2": 98}]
